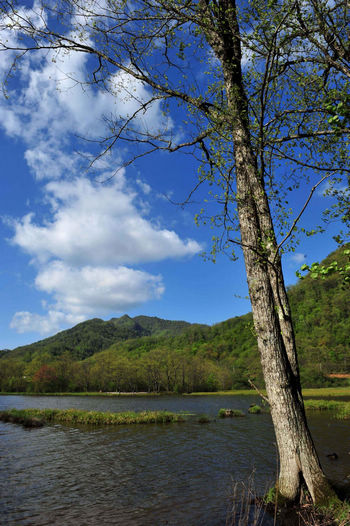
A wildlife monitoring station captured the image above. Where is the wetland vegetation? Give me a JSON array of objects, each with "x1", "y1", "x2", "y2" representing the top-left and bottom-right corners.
[
  {"x1": 0, "y1": 408, "x2": 185, "y2": 426},
  {"x1": 3, "y1": 398, "x2": 350, "y2": 431}
]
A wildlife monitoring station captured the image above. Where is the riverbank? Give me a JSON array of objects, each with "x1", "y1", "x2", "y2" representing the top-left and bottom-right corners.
[
  {"x1": 1, "y1": 386, "x2": 350, "y2": 397},
  {"x1": 188, "y1": 387, "x2": 350, "y2": 397}
]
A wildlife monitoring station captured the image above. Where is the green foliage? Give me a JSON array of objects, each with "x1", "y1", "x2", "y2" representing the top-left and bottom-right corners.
[
  {"x1": 331, "y1": 502, "x2": 350, "y2": 524},
  {"x1": 300, "y1": 367, "x2": 337, "y2": 389},
  {"x1": 0, "y1": 410, "x2": 44, "y2": 427},
  {"x1": 264, "y1": 486, "x2": 277, "y2": 505},
  {"x1": 296, "y1": 247, "x2": 350, "y2": 285}
]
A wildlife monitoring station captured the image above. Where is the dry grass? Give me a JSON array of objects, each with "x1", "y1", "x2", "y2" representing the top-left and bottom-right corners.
[{"x1": 226, "y1": 475, "x2": 269, "y2": 526}]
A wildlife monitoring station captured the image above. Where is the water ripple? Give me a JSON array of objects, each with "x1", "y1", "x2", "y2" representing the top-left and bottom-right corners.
[{"x1": 1, "y1": 395, "x2": 349, "y2": 525}]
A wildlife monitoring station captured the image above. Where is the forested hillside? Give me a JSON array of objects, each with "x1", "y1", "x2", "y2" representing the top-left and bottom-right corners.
[
  {"x1": 291, "y1": 246, "x2": 350, "y2": 384},
  {"x1": 4, "y1": 315, "x2": 193, "y2": 362},
  {"x1": 1, "y1": 245, "x2": 349, "y2": 393}
]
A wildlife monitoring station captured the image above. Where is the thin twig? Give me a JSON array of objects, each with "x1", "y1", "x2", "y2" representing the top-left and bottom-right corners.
[{"x1": 274, "y1": 173, "x2": 332, "y2": 261}]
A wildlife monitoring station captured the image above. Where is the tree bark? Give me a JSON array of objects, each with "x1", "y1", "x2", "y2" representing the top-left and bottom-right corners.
[
  {"x1": 201, "y1": 0, "x2": 337, "y2": 504},
  {"x1": 233, "y1": 113, "x2": 332, "y2": 503}
]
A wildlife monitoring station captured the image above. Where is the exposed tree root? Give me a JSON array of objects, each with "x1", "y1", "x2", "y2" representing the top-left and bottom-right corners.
[{"x1": 263, "y1": 484, "x2": 350, "y2": 526}]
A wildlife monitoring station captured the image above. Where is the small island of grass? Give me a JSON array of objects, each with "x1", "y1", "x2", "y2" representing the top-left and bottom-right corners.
[{"x1": 0, "y1": 408, "x2": 185, "y2": 427}]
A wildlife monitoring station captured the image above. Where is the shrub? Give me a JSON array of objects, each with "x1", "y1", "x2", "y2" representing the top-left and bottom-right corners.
[{"x1": 218, "y1": 408, "x2": 245, "y2": 418}]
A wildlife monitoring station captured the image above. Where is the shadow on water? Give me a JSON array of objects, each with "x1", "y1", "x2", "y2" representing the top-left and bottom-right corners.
[{"x1": 0, "y1": 395, "x2": 349, "y2": 525}]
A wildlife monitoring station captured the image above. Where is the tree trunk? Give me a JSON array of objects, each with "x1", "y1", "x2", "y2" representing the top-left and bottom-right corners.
[
  {"x1": 201, "y1": 0, "x2": 337, "y2": 504},
  {"x1": 234, "y1": 127, "x2": 332, "y2": 503}
]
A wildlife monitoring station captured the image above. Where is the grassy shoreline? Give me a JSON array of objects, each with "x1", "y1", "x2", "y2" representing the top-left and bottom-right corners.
[
  {"x1": 304, "y1": 399, "x2": 350, "y2": 418},
  {"x1": 1, "y1": 386, "x2": 350, "y2": 398},
  {"x1": 0, "y1": 408, "x2": 185, "y2": 426}
]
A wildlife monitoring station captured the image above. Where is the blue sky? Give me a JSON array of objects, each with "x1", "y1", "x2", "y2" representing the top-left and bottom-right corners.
[{"x1": 0, "y1": 3, "x2": 345, "y2": 350}]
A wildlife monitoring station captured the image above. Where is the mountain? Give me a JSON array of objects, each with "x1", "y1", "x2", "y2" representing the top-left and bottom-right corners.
[
  {"x1": 1, "y1": 244, "x2": 349, "y2": 392},
  {"x1": 133, "y1": 315, "x2": 193, "y2": 335},
  {"x1": 3, "y1": 314, "x2": 194, "y2": 362}
]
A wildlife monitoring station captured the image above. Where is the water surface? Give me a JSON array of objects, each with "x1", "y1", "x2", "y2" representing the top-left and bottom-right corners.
[{"x1": 1, "y1": 395, "x2": 349, "y2": 525}]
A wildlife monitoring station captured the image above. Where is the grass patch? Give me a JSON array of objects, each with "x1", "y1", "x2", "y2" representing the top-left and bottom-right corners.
[
  {"x1": 304, "y1": 399, "x2": 350, "y2": 419},
  {"x1": 332, "y1": 501, "x2": 350, "y2": 525},
  {"x1": 263, "y1": 485, "x2": 350, "y2": 525},
  {"x1": 0, "y1": 410, "x2": 44, "y2": 428},
  {"x1": 197, "y1": 414, "x2": 211, "y2": 424},
  {"x1": 218, "y1": 408, "x2": 245, "y2": 418},
  {"x1": 248, "y1": 404, "x2": 262, "y2": 414},
  {"x1": 0, "y1": 408, "x2": 185, "y2": 426}
]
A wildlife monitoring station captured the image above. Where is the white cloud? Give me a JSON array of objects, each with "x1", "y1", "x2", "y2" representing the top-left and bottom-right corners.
[
  {"x1": 1, "y1": 6, "x2": 196, "y2": 336},
  {"x1": 9, "y1": 175, "x2": 200, "y2": 334},
  {"x1": 36, "y1": 261, "x2": 164, "y2": 314},
  {"x1": 318, "y1": 179, "x2": 349, "y2": 198},
  {"x1": 24, "y1": 143, "x2": 79, "y2": 180},
  {"x1": 12, "y1": 176, "x2": 201, "y2": 265},
  {"x1": 0, "y1": 1, "x2": 47, "y2": 77},
  {"x1": 10, "y1": 263, "x2": 164, "y2": 335},
  {"x1": 0, "y1": 43, "x2": 172, "y2": 180},
  {"x1": 10, "y1": 310, "x2": 84, "y2": 335},
  {"x1": 0, "y1": 107, "x2": 23, "y2": 137},
  {"x1": 136, "y1": 178, "x2": 151, "y2": 195},
  {"x1": 290, "y1": 252, "x2": 306, "y2": 264}
]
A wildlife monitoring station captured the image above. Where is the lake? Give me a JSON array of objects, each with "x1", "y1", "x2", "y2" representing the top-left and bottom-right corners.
[{"x1": 1, "y1": 394, "x2": 349, "y2": 525}]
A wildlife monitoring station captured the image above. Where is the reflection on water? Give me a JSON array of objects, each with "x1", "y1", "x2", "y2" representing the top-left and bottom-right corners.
[{"x1": 0, "y1": 395, "x2": 349, "y2": 525}]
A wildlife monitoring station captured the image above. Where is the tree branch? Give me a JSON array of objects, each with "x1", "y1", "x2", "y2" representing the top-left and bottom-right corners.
[{"x1": 274, "y1": 173, "x2": 332, "y2": 261}]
